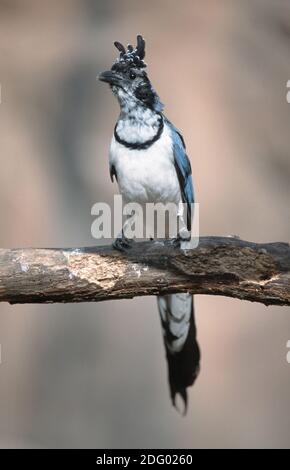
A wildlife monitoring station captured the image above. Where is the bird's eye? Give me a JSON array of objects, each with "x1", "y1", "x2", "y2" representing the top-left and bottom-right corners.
[{"x1": 129, "y1": 71, "x2": 136, "y2": 80}]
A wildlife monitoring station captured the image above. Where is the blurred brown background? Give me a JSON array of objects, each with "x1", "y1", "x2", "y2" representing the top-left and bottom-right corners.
[{"x1": 0, "y1": 0, "x2": 290, "y2": 448}]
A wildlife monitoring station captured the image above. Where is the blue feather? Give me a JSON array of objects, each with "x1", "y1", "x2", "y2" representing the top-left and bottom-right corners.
[{"x1": 165, "y1": 118, "x2": 194, "y2": 230}]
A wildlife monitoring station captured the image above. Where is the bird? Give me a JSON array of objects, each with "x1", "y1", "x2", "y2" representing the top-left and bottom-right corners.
[{"x1": 98, "y1": 35, "x2": 200, "y2": 414}]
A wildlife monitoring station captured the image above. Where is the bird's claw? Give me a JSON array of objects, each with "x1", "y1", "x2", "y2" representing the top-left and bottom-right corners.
[
  {"x1": 165, "y1": 235, "x2": 182, "y2": 249},
  {"x1": 113, "y1": 236, "x2": 135, "y2": 252},
  {"x1": 167, "y1": 232, "x2": 191, "y2": 249},
  {"x1": 172, "y1": 236, "x2": 182, "y2": 248}
]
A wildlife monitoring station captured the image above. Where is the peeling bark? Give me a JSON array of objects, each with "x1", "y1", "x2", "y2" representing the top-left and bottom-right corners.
[{"x1": 0, "y1": 237, "x2": 290, "y2": 306}]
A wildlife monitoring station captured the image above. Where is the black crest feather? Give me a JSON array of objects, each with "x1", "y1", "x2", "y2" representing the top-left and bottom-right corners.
[
  {"x1": 114, "y1": 41, "x2": 126, "y2": 54},
  {"x1": 136, "y1": 34, "x2": 145, "y2": 60},
  {"x1": 113, "y1": 35, "x2": 146, "y2": 69}
]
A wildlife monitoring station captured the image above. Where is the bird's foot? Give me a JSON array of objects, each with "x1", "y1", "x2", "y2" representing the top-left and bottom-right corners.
[
  {"x1": 168, "y1": 232, "x2": 191, "y2": 249},
  {"x1": 167, "y1": 235, "x2": 182, "y2": 249},
  {"x1": 113, "y1": 236, "x2": 135, "y2": 252}
]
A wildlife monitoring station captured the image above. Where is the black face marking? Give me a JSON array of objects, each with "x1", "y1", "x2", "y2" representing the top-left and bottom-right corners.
[
  {"x1": 107, "y1": 66, "x2": 163, "y2": 113},
  {"x1": 134, "y1": 81, "x2": 156, "y2": 108}
]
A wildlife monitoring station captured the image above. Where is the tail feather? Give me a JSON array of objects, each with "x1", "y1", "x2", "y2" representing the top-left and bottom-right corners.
[{"x1": 157, "y1": 293, "x2": 200, "y2": 414}]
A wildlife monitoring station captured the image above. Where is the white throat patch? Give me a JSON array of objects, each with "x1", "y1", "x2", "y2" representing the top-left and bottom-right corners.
[{"x1": 116, "y1": 107, "x2": 161, "y2": 145}]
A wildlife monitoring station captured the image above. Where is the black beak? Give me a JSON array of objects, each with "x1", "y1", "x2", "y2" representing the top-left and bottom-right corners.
[{"x1": 98, "y1": 70, "x2": 122, "y2": 86}]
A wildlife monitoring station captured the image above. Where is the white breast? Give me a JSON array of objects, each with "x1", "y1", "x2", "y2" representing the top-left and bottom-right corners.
[{"x1": 109, "y1": 123, "x2": 181, "y2": 205}]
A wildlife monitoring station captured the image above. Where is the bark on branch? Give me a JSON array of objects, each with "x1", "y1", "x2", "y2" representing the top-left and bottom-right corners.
[{"x1": 0, "y1": 237, "x2": 290, "y2": 306}]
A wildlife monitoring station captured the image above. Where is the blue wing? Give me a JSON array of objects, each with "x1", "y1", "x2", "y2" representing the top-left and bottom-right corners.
[{"x1": 165, "y1": 118, "x2": 194, "y2": 231}]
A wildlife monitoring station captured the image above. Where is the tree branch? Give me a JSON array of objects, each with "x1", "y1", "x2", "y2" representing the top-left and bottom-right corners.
[{"x1": 0, "y1": 237, "x2": 290, "y2": 306}]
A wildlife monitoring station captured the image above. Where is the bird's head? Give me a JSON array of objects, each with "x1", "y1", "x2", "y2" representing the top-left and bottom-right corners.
[{"x1": 98, "y1": 35, "x2": 163, "y2": 113}]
